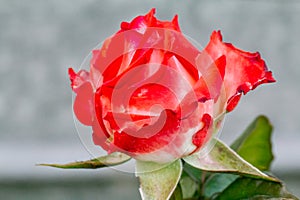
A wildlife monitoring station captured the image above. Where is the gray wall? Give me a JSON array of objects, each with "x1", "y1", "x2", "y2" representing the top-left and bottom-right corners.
[{"x1": 1, "y1": 0, "x2": 300, "y2": 198}]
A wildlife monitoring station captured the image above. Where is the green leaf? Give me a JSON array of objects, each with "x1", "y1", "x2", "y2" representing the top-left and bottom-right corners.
[
  {"x1": 214, "y1": 177, "x2": 299, "y2": 200},
  {"x1": 38, "y1": 152, "x2": 131, "y2": 169},
  {"x1": 169, "y1": 184, "x2": 183, "y2": 200},
  {"x1": 179, "y1": 173, "x2": 198, "y2": 199},
  {"x1": 203, "y1": 173, "x2": 239, "y2": 198},
  {"x1": 183, "y1": 138, "x2": 279, "y2": 182},
  {"x1": 136, "y1": 159, "x2": 182, "y2": 200},
  {"x1": 183, "y1": 162, "x2": 204, "y2": 183},
  {"x1": 231, "y1": 115, "x2": 274, "y2": 171}
]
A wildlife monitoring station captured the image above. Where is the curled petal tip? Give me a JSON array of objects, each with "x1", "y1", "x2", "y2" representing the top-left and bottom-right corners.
[
  {"x1": 120, "y1": 22, "x2": 129, "y2": 30},
  {"x1": 211, "y1": 30, "x2": 223, "y2": 41},
  {"x1": 266, "y1": 71, "x2": 276, "y2": 83},
  {"x1": 68, "y1": 67, "x2": 90, "y2": 92},
  {"x1": 68, "y1": 67, "x2": 77, "y2": 90},
  {"x1": 172, "y1": 15, "x2": 180, "y2": 31},
  {"x1": 148, "y1": 8, "x2": 156, "y2": 15},
  {"x1": 68, "y1": 67, "x2": 76, "y2": 79},
  {"x1": 145, "y1": 8, "x2": 157, "y2": 26}
]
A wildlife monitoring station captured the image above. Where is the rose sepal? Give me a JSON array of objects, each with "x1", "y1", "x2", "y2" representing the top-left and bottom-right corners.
[
  {"x1": 183, "y1": 138, "x2": 280, "y2": 183},
  {"x1": 38, "y1": 152, "x2": 131, "y2": 169},
  {"x1": 136, "y1": 159, "x2": 182, "y2": 200}
]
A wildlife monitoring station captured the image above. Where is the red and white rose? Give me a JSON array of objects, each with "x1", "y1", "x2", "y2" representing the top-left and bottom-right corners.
[{"x1": 69, "y1": 9, "x2": 275, "y2": 163}]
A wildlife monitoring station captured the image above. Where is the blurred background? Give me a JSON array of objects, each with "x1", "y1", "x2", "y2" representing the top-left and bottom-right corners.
[{"x1": 1, "y1": 0, "x2": 299, "y2": 199}]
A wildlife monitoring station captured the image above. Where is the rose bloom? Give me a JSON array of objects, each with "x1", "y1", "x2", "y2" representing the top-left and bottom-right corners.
[{"x1": 69, "y1": 9, "x2": 275, "y2": 163}]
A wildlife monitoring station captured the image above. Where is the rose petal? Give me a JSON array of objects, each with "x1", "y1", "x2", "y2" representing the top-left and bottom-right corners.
[
  {"x1": 132, "y1": 100, "x2": 214, "y2": 163},
  {"x1": 94, "y1": 87, "x2": 112, "y2": 139},
  {"x1": 68, "y1": 68, "x2": 90, "y2": 93},
  {"x1": 100, "y1": 63, "x2": 194, "y2": 118},
  {"x1": 92, "y1": 119, "x2": 110, "y2": 151},
  {"x1": 92, "y1": 18, "x2": 200, "y2": 89},
  {"x1": 112, "y1": 109, "x2": 180, "y2": 154},
  {"x1": 195, "y1": 55, "x2": 226, "y2": 101},
  {"x1": 73, "y1": 82, "x2": 94, "y2": 126},
  {"x1": 203, "y1": 31, "x2": 275, "y2": 112},
  {"x1": 68, "y1": 68, "x2": 95, "y2": 126}
]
